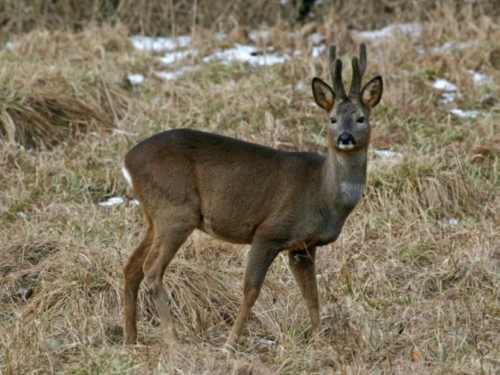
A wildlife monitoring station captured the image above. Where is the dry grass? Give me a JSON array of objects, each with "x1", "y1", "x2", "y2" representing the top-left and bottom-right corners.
[
  {"x1": 2, "y1": 0, "x2": 498, "y2": 37},
  {"x1": 1, "y1": 1, "x2": 500, "y2": 374},
  {"x1": 0, "y1": 26, "x2": 134, "y2": 148}
]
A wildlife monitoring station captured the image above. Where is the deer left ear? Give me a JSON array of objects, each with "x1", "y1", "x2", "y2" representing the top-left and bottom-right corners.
[{"x1": 361, "y1": 76, "x2": 383, "y2": 110}]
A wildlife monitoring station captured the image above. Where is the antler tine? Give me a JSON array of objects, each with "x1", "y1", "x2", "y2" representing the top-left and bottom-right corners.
[
  {"x1": 329, "y1": 44, "x2": 347, "y2": 99},
  {"x1": 328, "y1": 44, "x2": 337, "y2": 85},
  {"x1": 359, "y1": 43, "x2": 367, "y2": 77},
  {"x1": 348, "y1": 44, "x2": 367, "y2": 98},
  {"x1": 348, "y1": 56, "x2": 361, "y2": 98},
  {"x1": 334, "y1": 59, "x2": 347, "y2": 99}
]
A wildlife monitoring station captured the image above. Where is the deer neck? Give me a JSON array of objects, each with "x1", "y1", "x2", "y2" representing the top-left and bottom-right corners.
[{"x1": 323, "y1": 149, "x2": 367, "y2": 209}]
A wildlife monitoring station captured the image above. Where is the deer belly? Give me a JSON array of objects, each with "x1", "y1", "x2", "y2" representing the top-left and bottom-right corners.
[
  {"x1": 198, "y1": 217, "x2": 256, "y2": 244},
  {"x1": 320, "y1": 216, "x2": 349, "y2": 244},
  {"x1": 286, "y1": 216, "x2": 348, "y2": 250}
]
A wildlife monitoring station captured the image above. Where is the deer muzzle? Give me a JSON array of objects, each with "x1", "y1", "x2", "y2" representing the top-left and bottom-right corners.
[{"x1": 337, "y1": 132, "x2": 356, "y2": 150}]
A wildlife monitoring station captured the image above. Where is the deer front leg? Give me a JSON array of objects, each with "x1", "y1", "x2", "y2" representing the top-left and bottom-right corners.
[
  {"x1": 223, "y1": 239, "x2": 282, "y2": 351},
  {"x1": 288, "y1": 247, "x2": 320, "y2": 334}
]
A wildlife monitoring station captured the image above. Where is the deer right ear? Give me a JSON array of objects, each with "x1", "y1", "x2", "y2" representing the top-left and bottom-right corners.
[{"x1": 312, "y1": 78, "x2": 335, "y2": 112}]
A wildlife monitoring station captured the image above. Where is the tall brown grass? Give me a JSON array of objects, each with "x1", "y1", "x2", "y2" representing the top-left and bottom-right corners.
[
  {"x1": 2, "y1": 0, "x2": 497, "y2": 37},
  {"x1": 0, "y1": 27, "x2": 133, "y2": 147}
]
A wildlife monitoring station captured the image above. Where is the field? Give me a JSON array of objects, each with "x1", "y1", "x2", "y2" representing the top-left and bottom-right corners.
[{"x1": 1, "y1": 1, "x2": 500, "y2": 374}]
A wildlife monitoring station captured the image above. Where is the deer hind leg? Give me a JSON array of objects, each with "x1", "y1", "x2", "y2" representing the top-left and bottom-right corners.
[
  {"x1": 143, "y1": 212, "x2": 198, "y2": 344},
  {"x1": 288, "y1": 247, "x2": 320, "y2": 334},
  {"x1": 123, "y1": 214, "x2": 154, "y2": 345},
  {"x1": 223, "y1": 239, "x2": 282, "y2": 351}
]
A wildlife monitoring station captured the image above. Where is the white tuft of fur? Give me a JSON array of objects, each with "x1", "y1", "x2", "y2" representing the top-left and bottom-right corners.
[
  {"x1": 340, "y1": 181, "x2": 365, "y2": 206},
  {"x1": 122, "y1": 165, "x2": 133, "y2": 189}
]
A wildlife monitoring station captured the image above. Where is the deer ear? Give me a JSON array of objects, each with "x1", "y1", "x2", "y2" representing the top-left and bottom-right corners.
[
  {"x1": 361, "y1": 76, "x2": 383, "y2": 109},
  {"x1": 312, "y1": 78, "x2": 335, "y2": 112}
]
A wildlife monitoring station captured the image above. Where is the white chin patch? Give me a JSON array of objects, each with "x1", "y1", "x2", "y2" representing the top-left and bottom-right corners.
[{"x1": 338, "y1": 143, "x2": 355, "y2": 150}]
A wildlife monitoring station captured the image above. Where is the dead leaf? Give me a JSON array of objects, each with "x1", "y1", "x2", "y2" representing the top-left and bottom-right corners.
[{"x1": 412, "y1": 351, "x2": 422, "y2": 363}]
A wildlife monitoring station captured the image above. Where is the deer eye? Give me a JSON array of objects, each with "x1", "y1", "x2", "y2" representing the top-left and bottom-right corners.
[
  {"x1": 330, "y1": 117, "x2": 337, "y2": 124},
  {"x1": 357, "y1": 116, "x2": 365, "y2": 123}
]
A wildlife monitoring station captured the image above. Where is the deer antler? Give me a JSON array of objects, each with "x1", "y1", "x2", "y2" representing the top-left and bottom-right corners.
[
  {"x1": 329, "y1": 44, "x2": 347, "y2": 100},
  {"x1": 359, "y1": 43, "x2": 367, "y2": 76},
  {"x1": 349, "y1": 43, "x2": 367, "y2": 98}
]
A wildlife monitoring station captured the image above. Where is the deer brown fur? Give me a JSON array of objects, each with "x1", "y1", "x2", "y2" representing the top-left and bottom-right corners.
[{"x1": 122, "y1": 43, "x2": 383, "y2": 350}]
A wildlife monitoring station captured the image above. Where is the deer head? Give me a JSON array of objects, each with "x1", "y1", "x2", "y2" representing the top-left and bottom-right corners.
[{"x1": 312, "y1": 43, "x2": 383, "y2": 153}]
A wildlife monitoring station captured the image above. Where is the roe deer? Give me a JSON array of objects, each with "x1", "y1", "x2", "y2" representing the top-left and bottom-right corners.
[{"x1": 122, "y1": 43, "x2": 383, "y2": 350}]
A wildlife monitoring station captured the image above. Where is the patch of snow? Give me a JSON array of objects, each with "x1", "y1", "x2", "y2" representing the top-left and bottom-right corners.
[
  {"x1": 450, "y1": 109, "x2": 482, "y2": 118},
  {"x1": 155, "y1": 71, "x2": 180, "y2": 80},
  {"x1": 16, "y1": 211, "x2": 27, "y2": 218},
  {"x1": 259, "y1": 339, "x2": 277, "y2": 347},
  {"x1": 130, "y1": 199, "x2": 140, "y2": 206},
  {"x1": 130, "y1": 35, "x2": 191, "y2": 53},
  {"x1": 415, "y1": 45, "x2": 425, "y2": 55},
  {"x1": 441, "y1": 92, "x2": 456, "y2": 104},
  {"x1": 467, "y1": 70, "x2": 493, "y2": 86},
  {"x1": 431, "y1": 78, "x2": 462, "y2": 104},
  {"x1": 373, "y1": 150, "x2": 403, "y2": 159},
  {"x1": 5, "y1": 41, "x2": 15, "y2": 51},
  {"x1": 127, "y1": 73, "x2": 144, "y2": 85},
  {"x1": 280, "y1": 0, "x2": 289, "y2": 4},
  {"x1": 214, "y1": 33, "x2": 227, "y2": 42},
  {"x1": 432, "y1": 79, "x2": 457, "y2": 91},
  {"x1": 312, "y1": 44, "x2": 326, "y2": 59},
  {"x1": 356, "y1": 23, "x2": 422, "y2": 44},
  {"x1": 99, "y1": 197, "x2": 125, "y2": 207},
  {"x1": 248, "y1": 30, "x2": 271, "y2": 43},
  {"x1": 295, "y1": 81, "x2": 309, "y2": 92},
  {"x1": 113, "y1": 128, "x2": 138, "y2": 136},
  {"x1": 431, "y1": 41, "x2": 473, "y2": 54},
  {"x1": 155, "y1": 66, "x2": 198, "y2": 80},
  {"x1": 308, "y1": 33, "x2": 325, "y2": 45},
  {"x1": 203, "y1": 44, "x2": 290, "y2": 66},
  {"x1": 159, "y1": 50, "x2": 197, "y2": 65},
  {"x1": 440, "y1": 218, "x2": 460, "y2": 227},
  {"x1": 248, "y1": 29, "x2": 294, "y2": 43},
  {"x1": 371, "y1": 149, "x2": 404, "y2": 168}
]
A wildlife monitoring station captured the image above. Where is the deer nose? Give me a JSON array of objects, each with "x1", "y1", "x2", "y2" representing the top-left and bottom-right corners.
[{"x1": 337, "y1": 132, "x2": 356, "y2": 149}]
